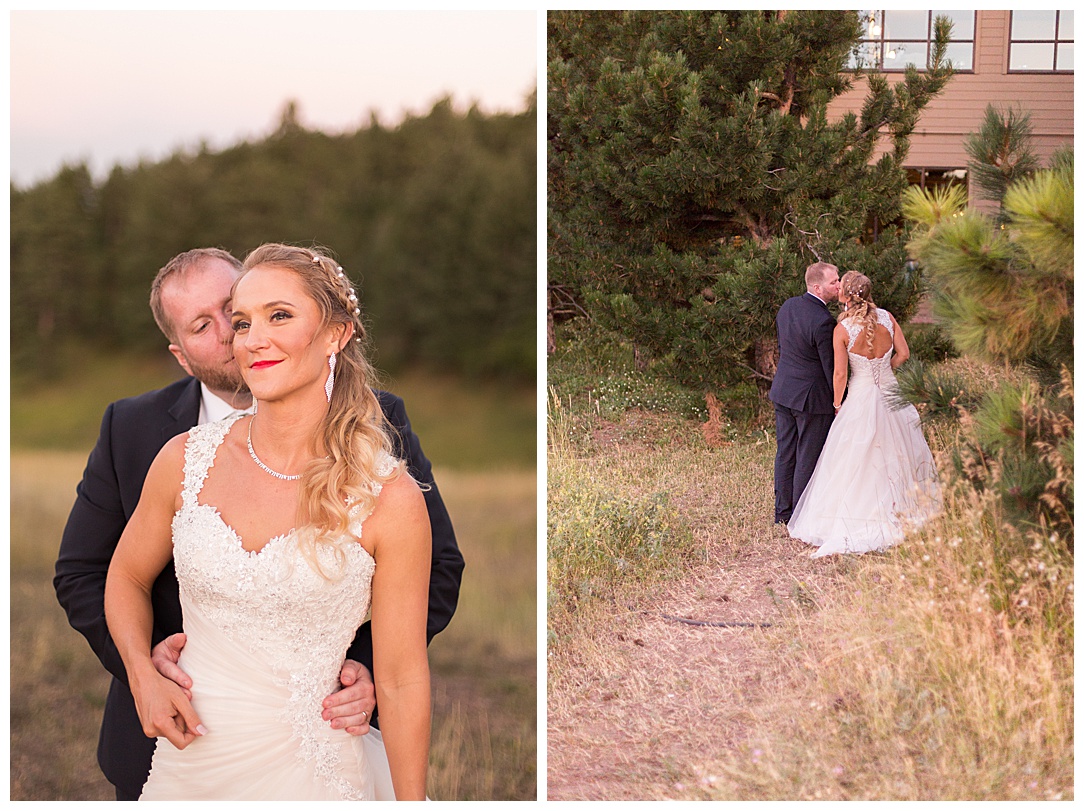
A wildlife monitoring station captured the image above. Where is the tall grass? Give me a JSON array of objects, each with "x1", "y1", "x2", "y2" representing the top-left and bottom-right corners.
[
  {"x1": 548, "y1": 319, "x2": 1073, "y2": 800},
  {"x1": 11, "y1": 349, "x2": 536, "y2": 471},
  {"x1": 547, "y1": 390, "x2": 706, "y2": 648},
  {"x1": 695, "y1": 470, "x2": 1073, "y2": 800}
]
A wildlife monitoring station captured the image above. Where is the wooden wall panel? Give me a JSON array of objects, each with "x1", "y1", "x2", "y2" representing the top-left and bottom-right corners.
[{"x1": 826, "y1": 11, "x2": 1073, "y2": 171}]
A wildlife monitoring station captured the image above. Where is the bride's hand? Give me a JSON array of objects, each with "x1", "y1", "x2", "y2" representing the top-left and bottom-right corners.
[{"x1": 131, "y1": 668, "x2": 207, "y2": 750}]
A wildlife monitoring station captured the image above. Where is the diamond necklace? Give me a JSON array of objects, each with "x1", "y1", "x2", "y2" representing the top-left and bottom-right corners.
[{"x1": 247, "y1": 417, "x2": 302, "y2": 481}]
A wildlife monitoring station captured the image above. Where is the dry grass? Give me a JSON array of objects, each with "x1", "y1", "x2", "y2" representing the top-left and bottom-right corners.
[
  {"x1": 425, "y1": 469, "x2": 537, "y2": 800},
  {"x1": 10, "y1": 452, "x2": 536, "y2": 801},
  {"x1": 546, "y1": 404, "x2": 1073, "y2": 800},
  {"x1": 690, "y1": 484, "x2": 1073, "y2": 800}
]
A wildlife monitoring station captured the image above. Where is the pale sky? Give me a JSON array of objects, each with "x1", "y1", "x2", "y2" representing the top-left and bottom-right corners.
[{"x1": 9, "y1": 10, "x2": 538, "y2": 187}]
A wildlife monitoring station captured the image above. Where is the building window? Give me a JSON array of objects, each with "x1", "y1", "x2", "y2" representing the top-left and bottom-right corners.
[
  {"x1": 1008, "y1": 11, "x2": 1074, "y2": 72},
  {"x1": 906, "y1": 167, "x2": 968, "y2": 194},
  {"x1": 849, "y1": 10, "x2": 975, "y2": 71}
]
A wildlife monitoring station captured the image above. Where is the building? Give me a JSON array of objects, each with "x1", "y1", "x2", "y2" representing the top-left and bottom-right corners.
[{"x1": 828, "y1": 10, "x2": 1073, "y2": 205}]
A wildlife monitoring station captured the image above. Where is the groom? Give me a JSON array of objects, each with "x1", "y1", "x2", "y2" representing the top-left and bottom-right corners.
[
  {"x1": 54, "y1": 247, "x2": 464, "y2": 800},
  {"x1": 769, "y1": 261, "x2": 840, "y2": 524}
]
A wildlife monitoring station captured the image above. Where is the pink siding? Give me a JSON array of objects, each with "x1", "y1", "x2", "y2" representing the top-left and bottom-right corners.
[{"x1": 827, "y1": 11, "x2": 1074, "y2": 170}]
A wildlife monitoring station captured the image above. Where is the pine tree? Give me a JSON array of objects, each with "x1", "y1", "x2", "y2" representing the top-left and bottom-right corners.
[
  {"x1": 900, "y1": 124, "x2": 1072, "y2": 544},
  {"x1": 964, "y1": 104, "x2": 1041, "y2": 209},
  {"x1": 549, "y1": 10, "x2": 954, "y2": 394}
]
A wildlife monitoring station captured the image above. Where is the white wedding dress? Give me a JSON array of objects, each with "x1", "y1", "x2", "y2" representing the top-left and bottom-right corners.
[
  {"x1": 787, "y1": 308, "x2": 941, "y2": 557},
  {"x1": 140, "y1": 415, "x2": 396, "y2": 800}
]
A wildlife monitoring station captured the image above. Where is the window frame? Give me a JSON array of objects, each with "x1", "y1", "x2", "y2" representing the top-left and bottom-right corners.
[
  {"x1": 849, "y1": 10, "x2": 976, "y2": 73},
  {"x1": 1007, "y1": 10, "x2": 1074, "y2": 74}
]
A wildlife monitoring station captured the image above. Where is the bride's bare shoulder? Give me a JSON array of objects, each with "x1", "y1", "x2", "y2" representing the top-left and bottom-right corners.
[{"x1": 367, "y1": 472, "x2": 429, "y2": 539}]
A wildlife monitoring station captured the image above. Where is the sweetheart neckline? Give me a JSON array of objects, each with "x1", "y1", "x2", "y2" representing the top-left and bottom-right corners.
[{"x1": 187, "y1": 501, "x2": 375, "y2": 564}]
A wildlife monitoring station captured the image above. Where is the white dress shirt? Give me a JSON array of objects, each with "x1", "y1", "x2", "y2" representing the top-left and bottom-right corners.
[{"x1": 198, "y1": 383, "x2": 253, "y2": 426}]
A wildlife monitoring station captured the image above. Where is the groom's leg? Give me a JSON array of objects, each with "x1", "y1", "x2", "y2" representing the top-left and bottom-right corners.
[
  {"x1": 793, "y1": 411, "x2": 833, "y2": 506},
  {"x1": 773, "y1": 404, "x2": 799, "y2": 523}
]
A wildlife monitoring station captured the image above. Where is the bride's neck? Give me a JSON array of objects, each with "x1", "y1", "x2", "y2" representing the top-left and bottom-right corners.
[{"x1": 250, "y1": 401, "x2": 328, "y2": 459}]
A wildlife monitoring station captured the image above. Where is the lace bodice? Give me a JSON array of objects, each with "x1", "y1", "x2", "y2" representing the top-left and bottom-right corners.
[
  {"x1": 170, "y1": 415, "x2": 393, "y2": 798},
  {"x1": 843, "y1": 307, "x2": 896, "y2": 389}
]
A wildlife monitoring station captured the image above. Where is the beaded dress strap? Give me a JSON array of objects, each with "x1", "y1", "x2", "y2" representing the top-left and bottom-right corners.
[
  {"x1": 877, "y1": 307, "x2": 894, "y2": 336},
  {"x1": 180, "y1": 414, "x2": 244, "y2": 508}
]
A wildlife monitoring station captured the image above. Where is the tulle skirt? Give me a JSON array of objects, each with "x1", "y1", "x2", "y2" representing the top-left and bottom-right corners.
[{"x1": 787, "y1": 378, "x2": 941, "y2": 558}]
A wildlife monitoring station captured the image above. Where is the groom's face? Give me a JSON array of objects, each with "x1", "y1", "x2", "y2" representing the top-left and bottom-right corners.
[
  {"x1": 162, "y1": 258, "x2": 248, "y2": 395},
  {"x1": 818, "y1": 270, "x2": 840, "y2": 302}
]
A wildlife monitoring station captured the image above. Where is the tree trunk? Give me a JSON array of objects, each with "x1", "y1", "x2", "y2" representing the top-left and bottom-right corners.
[
  {"x1": 547, "y1": 306, "x2": 555, "y2": 355},
  {"x1": 753, "y1": 335, "x2": 779, "y2": 396}
]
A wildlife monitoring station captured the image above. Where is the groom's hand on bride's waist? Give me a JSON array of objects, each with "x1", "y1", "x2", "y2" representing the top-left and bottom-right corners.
[
  {"x1": 152, "y1": 632, "x2": 193, "y2": 701},
  {"x1": 322, "y1": 659, "x2": 376, "y2": 736}
]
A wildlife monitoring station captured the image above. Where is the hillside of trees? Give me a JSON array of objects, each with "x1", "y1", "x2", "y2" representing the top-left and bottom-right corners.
[{"x1": 11, "y1": 95, "x2": 536, "y2": 382}]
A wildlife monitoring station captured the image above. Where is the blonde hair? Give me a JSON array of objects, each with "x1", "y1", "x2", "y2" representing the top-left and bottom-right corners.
[
  {"x1": 238, "y1": 243, "x2": 404, "y2": 571},
  {"x1": 838, "y1": 270, "x2": 878, "y2": 355}
]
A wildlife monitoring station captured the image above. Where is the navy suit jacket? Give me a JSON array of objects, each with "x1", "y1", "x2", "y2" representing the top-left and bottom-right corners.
[
  {"x1": 768, "y1": 292, "x2": 836, "y2": 414},
  {"x1": 54, "y1": 375, "x2": 464, "y2": 797}
]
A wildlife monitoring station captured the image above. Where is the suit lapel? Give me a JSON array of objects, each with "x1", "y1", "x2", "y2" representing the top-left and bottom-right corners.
[{"x1": 163, "y1": 376, "x2": 202, "y2": 442}]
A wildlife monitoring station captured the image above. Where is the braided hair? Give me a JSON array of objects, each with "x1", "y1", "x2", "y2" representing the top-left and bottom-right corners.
[
  {"x1": 237, "y1": 243, "x2": 404, "y2": 571},
  {"x1": 838, "y1": 271, "x2": 878, "y2": 356}
]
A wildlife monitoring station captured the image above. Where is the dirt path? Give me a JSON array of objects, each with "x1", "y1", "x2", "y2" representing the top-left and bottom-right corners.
[{"x1": 547, "y1": 431, "x2": 850, "y2": 800}]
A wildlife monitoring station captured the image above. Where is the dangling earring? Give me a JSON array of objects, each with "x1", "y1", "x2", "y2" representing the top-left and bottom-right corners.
[
  {"x1": 325, "y1": 353, "x2": 337, "y2": 402},
  {"x1": 252, "y1": 398, "x2": 258, "y2": 414}
]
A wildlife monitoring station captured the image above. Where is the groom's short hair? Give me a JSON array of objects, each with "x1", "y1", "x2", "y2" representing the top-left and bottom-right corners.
[
  {"x1": 805, "y1": 262, "x2": 838, "y2": 290},
  {"x1": 149, "y1": 248, "x2": 242, "y2": 342}
]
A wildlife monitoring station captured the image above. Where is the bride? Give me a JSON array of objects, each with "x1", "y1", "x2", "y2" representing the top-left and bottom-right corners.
[
  {"x1": 105, "y1": 244, "x2": 431, "y2": 800},
  {"x1": 787, "y1": 271, "x2": 941, "y2": 557}
]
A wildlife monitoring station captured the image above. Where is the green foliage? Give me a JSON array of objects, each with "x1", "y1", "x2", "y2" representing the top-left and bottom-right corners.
[
  {"x1": 901, "y1": 182, "x2": 967, "y2": 228},
  {"x1": 548, "y1": 453, "x2": 699, "y2": 627},
  {"x1": 10, "y1": 98, "x2": 536, "y2": 382},
  {"x1": 548, "y1": 318, "x2": 718, "y2": 426},
  {"x1": 901, "y1": 123, "x2": 1073, "y2": 547},
  {"x1": 549, "y1": 10, "x2": 954, "y2": 393},
  {"x1": 958, "y1": 372, "x2": 1074, "y2": 547},
  {"x1": 906, "y1": 150, "x2": 1072, "y2": 377},
  {"x1": 965, "y1": 105, "x2": 1041, "y2": 206},
  {"x1": 903, "y1": 323, "x2": 959, "y2": 365},
  {"x1": 890, "y1": 359, "x2": 979, "y2": 418}
]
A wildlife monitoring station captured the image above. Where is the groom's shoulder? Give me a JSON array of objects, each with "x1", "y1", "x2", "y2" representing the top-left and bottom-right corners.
[
  {"x1": 780, "y1": 293, "x2": 813, "y2": 314},
  {"x1": 110, "y1": 376, "x2": 197, "y2": 419},
  {"x1": 779, "y1": 293, "x2": 801, "y2": 311},
  {"x1": 372, "y1": 388, "x2": 407, "y2": 424}
]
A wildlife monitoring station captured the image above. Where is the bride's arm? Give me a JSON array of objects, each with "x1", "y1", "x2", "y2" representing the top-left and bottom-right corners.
[
  {"x1": 889, "y1": 314, "x2": 910, "y2": 370},
  {"x1": 105, "y1": 434, "x2": 205, "y2": 750},
  {"x1": 832, "y1": 323, "x2": 849, "y2": 411},
  {"x1": 368, "y1": 475, "x2": 432, "y2": 801}
]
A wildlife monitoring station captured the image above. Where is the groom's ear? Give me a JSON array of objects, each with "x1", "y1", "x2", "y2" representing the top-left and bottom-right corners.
[{"x1": 168, "y1": 344, "x2": 195, "y2": 378}]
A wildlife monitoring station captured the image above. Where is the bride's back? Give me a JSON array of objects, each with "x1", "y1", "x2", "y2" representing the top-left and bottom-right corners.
[{"x1": 842, "y1": 308, "x2": 894, "y2": 360}]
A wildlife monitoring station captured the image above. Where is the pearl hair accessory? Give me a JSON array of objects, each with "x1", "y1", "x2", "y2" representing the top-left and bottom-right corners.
[{"x1": 334, "y1": 265, "x2": 362, "y2": 317}]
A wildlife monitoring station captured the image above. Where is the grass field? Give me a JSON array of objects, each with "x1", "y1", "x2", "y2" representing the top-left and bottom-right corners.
[
  {"x1": 547, "y1": 323, "x2": 1073, "y2": 800},
  {"x1": 10, "y1": 356, "x2": 537, "y2": 801}
]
